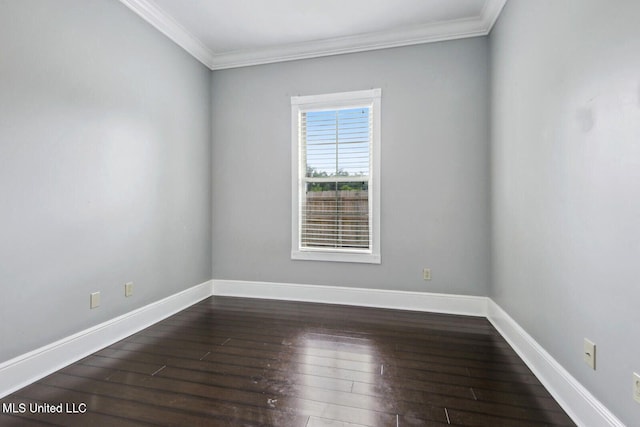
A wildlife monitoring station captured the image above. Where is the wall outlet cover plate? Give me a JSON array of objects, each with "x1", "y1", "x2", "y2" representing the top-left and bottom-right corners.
[
  {"x1": 90, "y1": 292, "x2": 100, "y2": 309},
  {"x1": 583, "y1": 338, "x2": 596, "y2": 370}
]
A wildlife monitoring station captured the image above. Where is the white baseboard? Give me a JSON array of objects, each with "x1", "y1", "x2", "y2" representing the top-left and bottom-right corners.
[
  {"x1": 0, "y1": 280, "x2": 213, "y2": 399},
  {"x1": 214, "y1": 279, "x2": 623, "y2": 427},
  {"x1": 212, "y1": 279, "x2": 488, "y2": 317},
  {"x1": 0, "y1": 277, "x2": 622, "y2": 427},
  {"x1": 486, "y1": 300, "x2": 624, "y2": 427}
]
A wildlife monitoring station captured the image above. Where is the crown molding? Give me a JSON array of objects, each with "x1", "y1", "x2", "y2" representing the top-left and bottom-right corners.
[
  {"x1": 480, "y1": 0, "x2": 508, "y2": 31},
  {"x1": 120, "y1": 0, "x2": 507, "y2": 70},
  {"x1": 209, "y1": 15, "x2": 491, "y2": 70},
  {"x1": 118, "y1": 0, "x2": 216, "y2": 68}
]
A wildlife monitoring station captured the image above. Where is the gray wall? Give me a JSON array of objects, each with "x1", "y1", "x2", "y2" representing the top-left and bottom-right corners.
[
  {"x1": 0, "y1": 0, "x2": 212, "y2": 362},
  {"x1": 1, "y1": 0, "x2": 636, "y2": 422},
  {"x1": 490, "y1": 1, "x2": 640, "y2": 424},
  {"x1": 211, "y1": 39, "x2": 491, "y2": 295}
]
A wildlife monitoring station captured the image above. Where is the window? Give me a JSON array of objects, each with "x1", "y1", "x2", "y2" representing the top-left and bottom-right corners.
[{"x1": 291, "y1": 89, "x2": 381, "y2": 264}]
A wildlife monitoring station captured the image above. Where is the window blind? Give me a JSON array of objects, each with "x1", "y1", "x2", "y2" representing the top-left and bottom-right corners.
[{"x1": 299, "y1": 107, "x2": 372, "y2": 251}]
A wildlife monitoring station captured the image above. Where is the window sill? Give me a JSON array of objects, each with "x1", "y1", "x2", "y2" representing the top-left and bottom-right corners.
[{"x1": 291, "y1": 250, "x2": 381, "y2": 264}]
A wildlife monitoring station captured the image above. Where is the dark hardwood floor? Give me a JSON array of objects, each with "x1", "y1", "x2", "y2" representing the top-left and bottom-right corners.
[{"x1": 0, "y1": 296, "x2": 575, "y2": 426}]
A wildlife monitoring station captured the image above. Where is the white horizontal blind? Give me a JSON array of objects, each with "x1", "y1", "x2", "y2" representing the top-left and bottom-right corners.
[{"x1": 300, "y1": 106, "x2": 372, "y2": 251}]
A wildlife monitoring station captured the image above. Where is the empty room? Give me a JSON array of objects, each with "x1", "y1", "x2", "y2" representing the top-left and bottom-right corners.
[{"x1": 0, "y1": 0, "x2": 638, "y2": 425}]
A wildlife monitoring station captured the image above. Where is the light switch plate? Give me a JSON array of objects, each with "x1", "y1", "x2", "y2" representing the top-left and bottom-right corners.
[{"x1": 423, "y1": 268, "x2": 431, "y2": 280}]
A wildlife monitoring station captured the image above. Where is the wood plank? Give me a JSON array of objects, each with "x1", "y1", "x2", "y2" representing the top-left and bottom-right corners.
[{"x1": 0, "y1": 296, "x2": 575, "y2": 426}]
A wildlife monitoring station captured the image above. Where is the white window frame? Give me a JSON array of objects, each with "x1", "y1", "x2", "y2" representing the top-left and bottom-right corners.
[{"x1": 291, "y1": 88, "x2": 381, "y2": 264}]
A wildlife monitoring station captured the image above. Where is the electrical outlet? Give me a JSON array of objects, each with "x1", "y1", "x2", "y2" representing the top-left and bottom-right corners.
[
  {"x1": 633, "y1": 372, "x2": 640, "y2": 404},
  {"x1": 583, "y1": 339, "x2": 596, "y2": 370},
  {"x1": 423, "y1": 268, "x2": 431, "y2": 281},
  {"x1": 124, "y1": 282, "x2": 133, "y2": 297},
  {"x1": 90, "y1": 292, "x2": 100, "y2": 309}
]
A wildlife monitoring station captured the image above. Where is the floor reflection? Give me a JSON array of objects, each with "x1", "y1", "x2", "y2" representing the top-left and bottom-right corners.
[{"x1": 296, "y1": 331, "x2": 383, "y2": 426}]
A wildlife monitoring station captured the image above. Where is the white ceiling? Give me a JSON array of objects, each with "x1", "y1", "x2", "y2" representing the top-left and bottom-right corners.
[{"x1": 119, "y1": 0, "x2": 507, "y2": 70}]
